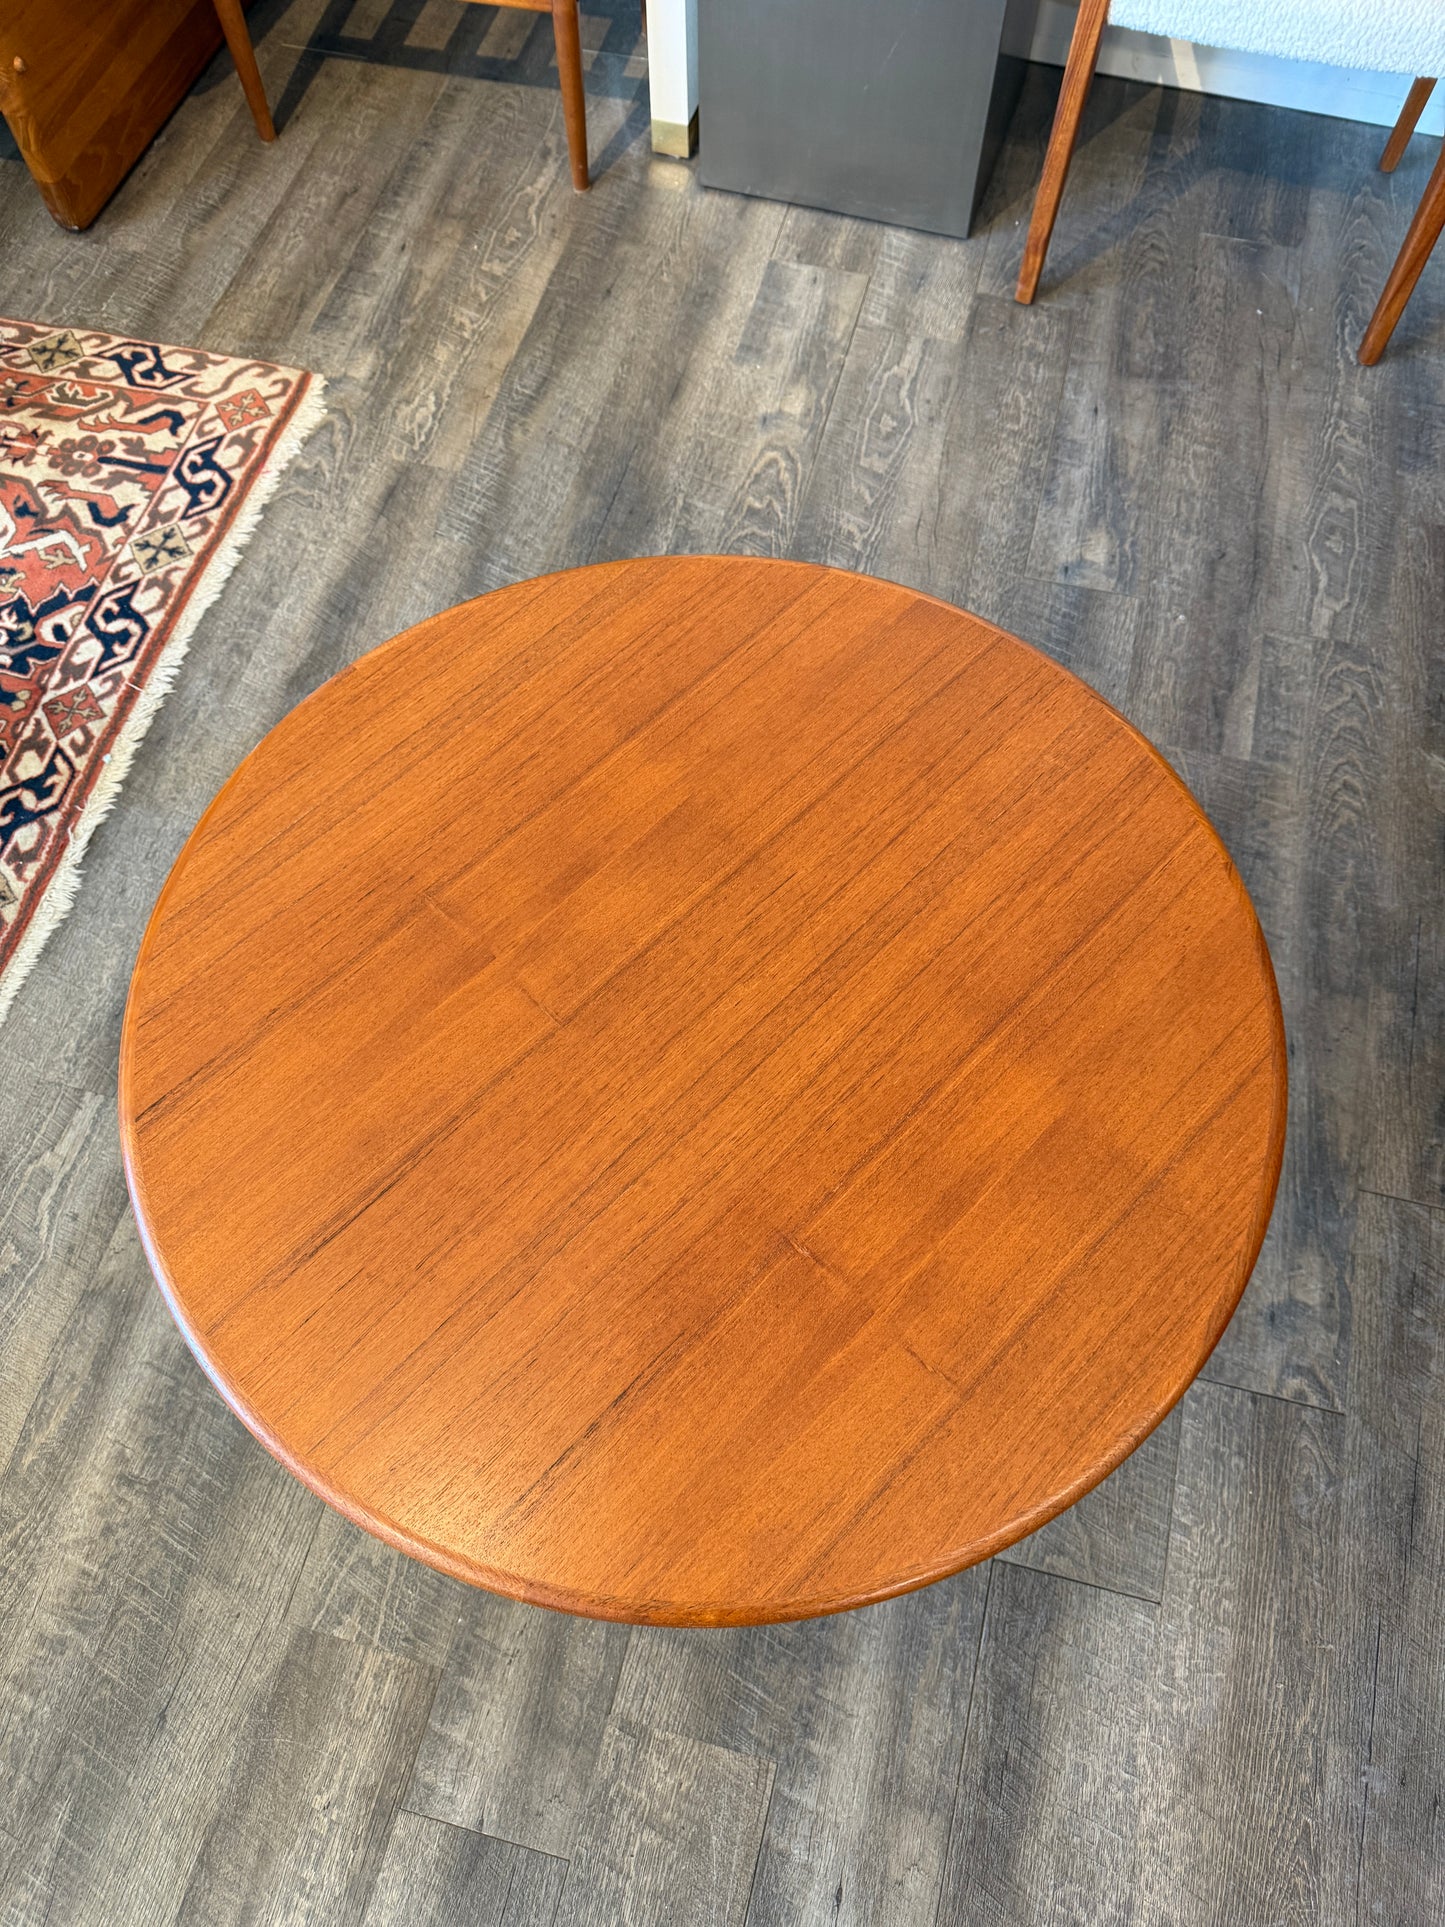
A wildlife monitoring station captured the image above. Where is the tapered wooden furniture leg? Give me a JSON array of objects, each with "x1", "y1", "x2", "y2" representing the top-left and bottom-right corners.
[
  {"x1": 1016, "y1": 0, "x2": 1110, "y2": 304},
  {"x1": 552, "y1": 0, "x2": 590, "y2": 189},
  {"x1": 1380, "y1": 76, "x2": 1436, "y2": 172},
  {"x1": 211, "y1": 0, "x2": 276, "y2": 141},
  {"x1": 1360, "y1": 135, "x2": 1445, "y2": 364}
]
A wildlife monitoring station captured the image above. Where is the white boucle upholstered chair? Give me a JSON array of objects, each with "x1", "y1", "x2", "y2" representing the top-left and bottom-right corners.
[{"x1": 1016, "y1": 1, "x2": 1445, "y2": 363}]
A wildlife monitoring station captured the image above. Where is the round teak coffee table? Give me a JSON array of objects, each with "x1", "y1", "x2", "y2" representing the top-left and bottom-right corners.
[{"x1": 120, "y1": 557, "x2": 1286, "y2": 1627}]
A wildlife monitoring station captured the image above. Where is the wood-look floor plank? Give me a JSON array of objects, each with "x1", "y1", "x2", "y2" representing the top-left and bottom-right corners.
[
  {"x1": 0, "y1": 1082, "x2": 130, "y2": 1456},
  {"x1": 1133, "y1": 1381, "x2": 1350, "y2": 1926},
  {"x1": 856, "y1": 221, "x2": 983, "y2": 341},
  {"x1": 1190, "y1": 85, "x2": 1321, "y2": 250},
  {"x1": 267, "y1": 73, "x2": 546, "y2": 380},
  {"x1": 1018, "y1": 87, "x2": 1218, "y2": 596},
  {"x1": 1365, "y1": 879, "x2": 1445, "y2": 1210},
  {"x1": 786, "y1": 324, "x2": 957, "y2": 592},
  {"x1": 773, "y1": 201, "x2": 885, "y2": 279},
  {"x1": 608, "y1": 1569, "x2": 988, "y2": 1927},
  {"x1": 362, "y1": 1810, "x2": 567, "y2": 1927},
  {"x1": 1339, "y1": 1194, "x2": 1445, "y2": 1926},
  {"x1": 938, "y1": 294, "x2": 1073, "y2": 615},
  {"x1": 434, "y1": 152, "x2": 787, "y2": 586},
  {"x1": 287, "y1": 1504, "x2": 469, "y2": 1667},
  {"x1": 551, "y1": 1727, "x2": 773, "y2": 1927},
  {"x1": 171, "y1": 1626, "x2": 438, "y2": 1925},
  {"x1": 407, "y1": 1596, "x2": 630, "y2": 1856},
  {"x1": 935, "y1": 1561, "x2": 1159, "y2": 1925},
  {"x1": 1121, "y1": 232, "x2": 1299, "y2": 759},
  {"x1": 0, "y1": 1217, "x2": 327, "y2": 1924},
  {"x1": 1361, "y1": 1397, "x2": 1445, "y2": 1921},
  {"x1": 593, "y1": 252, "x2": 866, "y2": 561},
  {"x1": 337, "y1": 81, "x2": 582, "y2": 473},
  {"x1": 794, "y1": 293, "x2": 1071, "y2": 610},
  {"x1": 203, "y1": 60, "x2": 451, "y2": 366},
  {"x1": 1348, "y1": 511, "x2": 1445, "y2": 1213}
]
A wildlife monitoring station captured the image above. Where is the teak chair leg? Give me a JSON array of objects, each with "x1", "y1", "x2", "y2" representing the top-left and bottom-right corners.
[
  {"x1": 552, "y1": 0, "x2": 590, "y2": 190},
  {"x1": 212, "y1": 0, "x2": 276, "y2": 142},
  {"x1": 1016, "y1": 0, "x2": 1110, "y2": 304},
  {"x1": 1360, "y1": 134, "x2": 1445, "y2": 364},
  {"x1": 1380, "y1": 76, "x2": 1436, "y2": 172}
]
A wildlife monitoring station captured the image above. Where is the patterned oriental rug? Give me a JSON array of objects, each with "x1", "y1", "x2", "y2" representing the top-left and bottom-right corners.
[{"x1": 0, "y1": 319, "x2": 325, "y2": 1023}]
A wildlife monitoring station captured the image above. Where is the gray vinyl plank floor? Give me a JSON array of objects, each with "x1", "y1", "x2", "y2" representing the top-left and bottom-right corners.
[{"x1": 1, "y1": 5, "x2": 1442, "y2": 1920}]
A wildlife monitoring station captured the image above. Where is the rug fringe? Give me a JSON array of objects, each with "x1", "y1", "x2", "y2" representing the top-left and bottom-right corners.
[{"x1": 0, "y1": 374, "x2": 330, "y2": 1029}]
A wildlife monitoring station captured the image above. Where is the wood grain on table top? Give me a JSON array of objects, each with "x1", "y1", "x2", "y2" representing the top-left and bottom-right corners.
[{"x1": 119, "y1": 555, "x2": 1286, "y2": 1626}]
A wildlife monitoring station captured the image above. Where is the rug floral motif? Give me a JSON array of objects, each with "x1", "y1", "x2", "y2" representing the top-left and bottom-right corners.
[{"x1": 0, "y1": 318, "x2": 325, "y2": 1022}]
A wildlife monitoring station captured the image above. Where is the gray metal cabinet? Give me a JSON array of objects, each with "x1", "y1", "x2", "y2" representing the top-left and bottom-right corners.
[{"x1": 699, "y1": 0, "x2": 1041, "y2": 239}]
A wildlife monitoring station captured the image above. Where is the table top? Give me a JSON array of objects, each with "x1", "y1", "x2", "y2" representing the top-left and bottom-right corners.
[{"x1": 120, "y1": 556, "x2": 1287, "y2": 1627}]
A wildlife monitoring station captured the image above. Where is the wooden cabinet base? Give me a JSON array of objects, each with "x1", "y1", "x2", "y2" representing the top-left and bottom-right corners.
[{"x1": 0, "y1": 0, "x2": 228, "y2": 230}]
